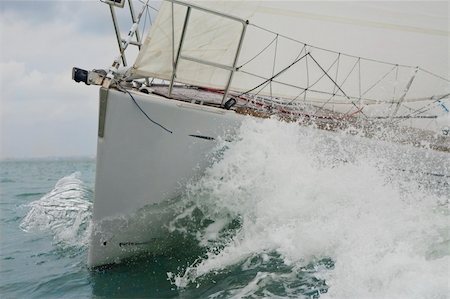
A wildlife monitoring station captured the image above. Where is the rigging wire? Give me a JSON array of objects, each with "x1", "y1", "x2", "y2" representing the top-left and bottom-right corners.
[
  {"x1": 236, "y1": 52, "x2": 310, "y2": 97},
  {"x1": 308, "y1": 53, "x2": 366, "y2": 117},
  {"x1": 361, "y1": 65, "x2": 397, "y2": 97},
  {"x1": 270, "y1": 34, "x2": 279, "y2": 100},
  {"x1": 141, "y1": 4, "x2": 149, "y2": 36},
  {"x1": 288, "y1": 49, "x2": 338, "y2": 104},
  {"x1": 317, "y1": 53, "x2": 362, "y2": 114},
  {"x1": 122, "y1": 1, "x2": 449, "y2": 125},
  {"x1": 237, "y1": 35, "x2": 279, "y2": 69},
  {"x1": 249, "y1": 23, "x2": 417, "y2": 69},
  {"x1": 418, "y1": 67, "x2": 450, "y2": 83},
  {"x1": 393, "y1": 97, "x2": 448, "y2": 125},
  {"x1": 137, "y1": 0, "x2": 159, "y2": 12},
  {"x1": 236, "y1": 22, "x2": 448, "y2": 114}
]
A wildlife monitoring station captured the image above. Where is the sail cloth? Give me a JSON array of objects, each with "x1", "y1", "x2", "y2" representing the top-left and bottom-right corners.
[
  {"x1": 132, "y1": 0, "x2": 449, "y2": 115},
  {"x1": 132, "y1": 1, "x2": 257, "y2": 89}
]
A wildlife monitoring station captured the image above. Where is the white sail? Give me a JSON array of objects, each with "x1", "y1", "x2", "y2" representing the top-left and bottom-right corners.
[
  {"x1": 133, "y1": 1, "x2": 256, "y2": 86},
  {"x1": 132, "y1": 0, "x2": 449, "y2": 116}
]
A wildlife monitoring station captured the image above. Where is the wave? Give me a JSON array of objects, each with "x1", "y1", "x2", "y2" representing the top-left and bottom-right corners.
[
  {"x1": 170, "y1": 118, "x2": 450, "y2": 299},
  {"x1": 20, "y1": 172, "x2": 93, "y2": 249}
]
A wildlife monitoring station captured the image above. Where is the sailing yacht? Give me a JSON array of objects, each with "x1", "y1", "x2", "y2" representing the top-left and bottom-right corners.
[{"x1": 72, "y1": 0, "x2": 449, "y2": 267}]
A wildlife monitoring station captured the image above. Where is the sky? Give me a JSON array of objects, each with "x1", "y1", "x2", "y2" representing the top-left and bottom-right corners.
[
  {"x1": 0, "y1": 0, "x2": 448, "y2": 159},
  {"x1": 0, "y1": 0, "x2": 160, "y2": 159},
  {"x1": 1, "y1": 1, "x2": 114, "y2": 159}
]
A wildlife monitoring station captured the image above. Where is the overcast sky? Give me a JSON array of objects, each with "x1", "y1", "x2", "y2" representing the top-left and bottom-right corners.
[
  {"x1": 0, "y1": 0, "x2": 159, "y2": 159},
  {"x1": 0, "y1": 0, "x2": 448, "y2": 159}
]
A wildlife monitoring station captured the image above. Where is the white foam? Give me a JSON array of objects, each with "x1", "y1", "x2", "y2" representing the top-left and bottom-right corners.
[
  {"x1": 20, "y1": 172, "x2": 93, "y2": 248},
  {"x1": 173, "y1": 118, "x2": 450, "y2": 298}
]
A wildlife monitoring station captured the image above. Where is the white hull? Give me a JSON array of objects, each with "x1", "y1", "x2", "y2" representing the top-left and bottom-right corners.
[
  {"x1": 88, "y1": 88, "x2": 244, "y2": 267},
  {"x1": 87, "y1": 88, "x2": 448, "y2": 268}
]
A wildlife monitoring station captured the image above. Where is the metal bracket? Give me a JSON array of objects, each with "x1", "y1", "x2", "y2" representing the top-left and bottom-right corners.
[
  {"x1": 169, "y1": 6, "x2": 191, "y2": 96},
  {"x1": 72, "y1": 68, "x2": 107, "y2": 86}
]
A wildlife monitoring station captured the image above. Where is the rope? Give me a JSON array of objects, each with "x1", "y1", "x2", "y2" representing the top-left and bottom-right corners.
[
  {"x1": 390, "y1": 67, "x2": 418, "y2": 119},
  {"x1": 241, "y1": 23, "x2": 449, "y2": 120},
  {"x1": 303, "y1": 47, "x2": 310, "y2": 104},
  {"x1": 308, "y1": 54, "x2": 365, "y2": 116},
  {"x1": 288, "y1": 52, "x2": 339, "y2": 104},
  {"x1": 270, "y1": 35, "x2": 279, "y2": 99},
  {"x1": 138, "y1": 0, "x2": 159, "y2": 12},
  {"x1": 316, "y1": 54, "x2": 365, "y2": 116},
  {"x1": 239, "y1": 69, "x2": 392, "y2": 104},
  {"x1": 337, "y1": 58, "x2": 361, "y2": 115},
  {"x1": 249, "y1": 23, "x2": 416, "y2": 69},
  {"x1": 237, "y1": 35, "x2": 279, "y2": 69},
  {"x1": 418, "y1": 67, "x2": 450, "y2": 83},
  {"x1": 361, "y1": 65, "x2": 397, "y2": 97},
  {"x1": 237, "y1": 52, "x2": 309, "y2": 97},
  {"x1": 141, "y1": 5, "x2": 149, "y2": 35},
  {"x1": 392, "y1": 65, "x2": 399, "y2": 102},
  {"x1": 333, "y1": 53, "x2": 341, "y2": 95},
  {"x1": 119, "y1": 85, "x2": 173, "y2": 134},
  {"x1": 394, "y1": 99, "x2": 441, "y2": 124}
]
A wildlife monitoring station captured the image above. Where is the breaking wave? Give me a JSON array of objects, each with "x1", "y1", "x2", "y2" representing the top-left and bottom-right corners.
[
  {"x1": 20, "y1": 172, "x2": 93, "y2": 248},
  {"x1": 169, "y1": 118, "x2": 450, "y2": 298}
]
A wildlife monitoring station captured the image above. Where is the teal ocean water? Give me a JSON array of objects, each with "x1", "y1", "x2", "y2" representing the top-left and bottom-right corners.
[
  {"x1": 1, "y1": 120, "x2": 449, "y2": 298},
  {"x1": 0, "y1": 159, "x2": 330, "y2": 298}
]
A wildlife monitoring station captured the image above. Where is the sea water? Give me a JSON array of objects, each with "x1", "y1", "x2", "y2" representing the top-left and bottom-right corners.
[{"x1": 1, "y1": 118, "x2": 449, "y2": 298}]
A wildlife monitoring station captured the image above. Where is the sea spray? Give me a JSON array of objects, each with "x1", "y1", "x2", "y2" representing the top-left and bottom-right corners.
[
  {"x1": 20, "y1": 172, "x2": 93, "y2": 248},
  {"x1": 170, "y1": 118, "x2": 449, "y2": 298}
]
